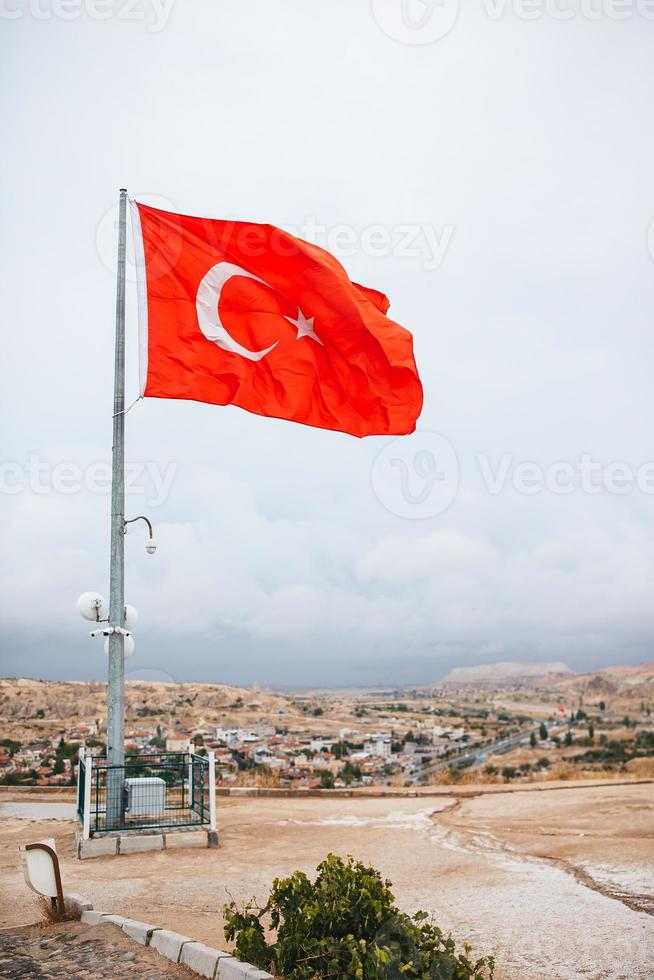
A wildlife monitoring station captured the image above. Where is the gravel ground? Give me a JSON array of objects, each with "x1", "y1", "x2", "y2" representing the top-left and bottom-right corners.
[{"x1": 0, "y1": 921, "x2": 195, "y2": 978}]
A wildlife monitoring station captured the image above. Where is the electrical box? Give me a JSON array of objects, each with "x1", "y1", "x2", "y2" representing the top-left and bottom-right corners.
[{"x1": 125, "y1": 776, "x2": 166, "y2": 816}]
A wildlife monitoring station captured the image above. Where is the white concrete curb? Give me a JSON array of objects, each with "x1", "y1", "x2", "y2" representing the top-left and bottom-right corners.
[{"x1": 77, "y1": 901, "x2": 273, "y2": 979}]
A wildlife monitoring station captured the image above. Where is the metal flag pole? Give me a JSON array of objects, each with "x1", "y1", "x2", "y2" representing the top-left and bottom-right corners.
[{"x1": 106, "y1": 187, "x2": 127, "y2": 826}]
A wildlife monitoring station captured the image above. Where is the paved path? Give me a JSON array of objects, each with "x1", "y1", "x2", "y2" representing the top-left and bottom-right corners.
[{"x1": 0, "y1": 922, "x2": 193, "y2": 979}]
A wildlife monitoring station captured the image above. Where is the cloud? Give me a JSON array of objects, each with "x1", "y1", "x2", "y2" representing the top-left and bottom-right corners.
[{"x1": 2, "y1": 8, "x2": 654, "y2": 685}]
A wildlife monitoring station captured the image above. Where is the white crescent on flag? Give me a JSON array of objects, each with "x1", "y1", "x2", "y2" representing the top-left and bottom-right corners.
[
  {"x1": 196, "y1": 261, "x2": 323, "y2": 362},
  {"x1": 196, "y1": 262, "x2": 279, "y2": 362}
]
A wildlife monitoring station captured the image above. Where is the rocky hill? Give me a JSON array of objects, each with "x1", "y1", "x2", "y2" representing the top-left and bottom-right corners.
[
  {"x1": 442, "y1": 661, "x2": 572, "y2": 685},
  {"x1": 0, "y1": 677, "x2": 298, "y2": 733}
]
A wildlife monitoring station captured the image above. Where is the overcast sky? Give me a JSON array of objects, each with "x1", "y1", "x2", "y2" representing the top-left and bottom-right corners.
[{"x1": 2, "y1": 2, "x2": 654, "y2": 688}]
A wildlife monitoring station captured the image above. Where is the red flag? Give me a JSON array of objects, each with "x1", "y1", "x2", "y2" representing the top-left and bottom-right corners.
[{"x1": 131, "y1": 202, "x2": 423, "y2": 437}]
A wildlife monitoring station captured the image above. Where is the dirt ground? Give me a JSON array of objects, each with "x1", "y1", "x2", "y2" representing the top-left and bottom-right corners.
[
  {"x1": 0, "y1": 920, "x2": 196, "y2": 978},
  {"x1": 0, "y1": 780, "x2": 652, "y2": 980}
]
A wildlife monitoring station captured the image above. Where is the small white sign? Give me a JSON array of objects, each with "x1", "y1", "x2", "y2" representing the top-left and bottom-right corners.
[{"x1": 20, "y1": 838, "x2": 59, "y2": 899}]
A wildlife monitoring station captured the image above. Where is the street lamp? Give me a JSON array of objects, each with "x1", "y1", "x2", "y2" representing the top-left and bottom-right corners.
[
  {"x1": 76, "y1": 517, "x2": 155, "y2": 646},
  {"x1": 124, "y1": 514, "x2": 157, "y2": 555}
]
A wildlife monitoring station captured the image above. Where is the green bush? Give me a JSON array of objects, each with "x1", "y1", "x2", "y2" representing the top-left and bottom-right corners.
[{"x1": 224, "y1": 854, "x2": 494, "y2": 979}]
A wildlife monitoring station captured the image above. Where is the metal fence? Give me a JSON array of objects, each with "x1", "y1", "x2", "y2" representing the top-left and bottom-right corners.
[{"x1": 78, "y1": 751, "x2": 216, "y2": 837}]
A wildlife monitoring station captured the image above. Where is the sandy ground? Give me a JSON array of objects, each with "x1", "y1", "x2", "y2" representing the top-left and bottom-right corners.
[{"x1": 0, "y1": 781, "x2": 652, "y2": 980}]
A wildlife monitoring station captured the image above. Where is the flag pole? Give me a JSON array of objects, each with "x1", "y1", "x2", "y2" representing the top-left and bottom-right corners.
[{"x1": 106, "y1": 187, "x2": 127, "y2": 826}]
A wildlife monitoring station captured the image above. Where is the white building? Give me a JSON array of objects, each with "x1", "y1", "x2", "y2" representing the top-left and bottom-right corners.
[{"x1": 363, "y1": 735, "x2": 392, "y2": 759}]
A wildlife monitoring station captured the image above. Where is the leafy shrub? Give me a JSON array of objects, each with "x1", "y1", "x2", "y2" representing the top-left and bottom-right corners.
[{"x1": 224, "y1": 854, "x2": 494, "y2": 979}]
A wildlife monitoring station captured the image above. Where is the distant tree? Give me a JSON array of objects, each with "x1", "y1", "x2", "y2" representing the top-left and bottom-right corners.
[
  {"x1": 599, "y1": 701, "x2": 606, "y2": 712},
  {"x1": 319, "y1": 770, "x2": 334, "y2": 789},
  {"x1": 0, "y1": 738, "x2": 21, "y2": 756},
  {"x1": 0, "y1": 773, "x2": 21, "y2": 786},
  {"x1": 538, "y1": 756, "x2": 550, "y2": 768},
  {"x1": 565, "y1": 730, "x2": 573, "y2": 747},
  {"x1": 312, "y1": 708, "x2": 323, "y2": 717},
  {"x1": 341, "y1": 762, "x2": 361, "y2": 785},
  {"x1": 530, "y1": 732, "x2": 537, "y2": 748},
  {"x1": 588, "y1": 722, "x2": 595, "y2": 740},
  {"x1": 53, "y1": 757, "x2": 64, "y2": 775},
  {"x1": 539, "y1": 722, "x2": 548, "y2": 741},
  {"x1": 501, "y1": 766, "x2": 517, "y2": 781}
]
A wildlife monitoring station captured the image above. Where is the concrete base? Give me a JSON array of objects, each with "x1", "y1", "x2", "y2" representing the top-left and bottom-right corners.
[
  {"x1": 119, "y1": 833, "x2": 164, "y2": 854},
  {"x1": 164, "y1": 830, "x2": 209, "y2": 849},
  {"x1": 77, "y1": 827, "x2": 217, "y2": 858},
  {"x1": 77, "y1": 835, "x2": 118, "y2": 860}
]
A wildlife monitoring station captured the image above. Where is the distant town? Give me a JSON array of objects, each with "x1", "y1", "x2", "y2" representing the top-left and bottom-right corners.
[{"x1": 1, "y1": 661, "x2": 652, "y2": 790}]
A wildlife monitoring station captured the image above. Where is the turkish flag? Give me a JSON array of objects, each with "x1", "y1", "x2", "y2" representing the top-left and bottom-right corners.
[{"x1": 131, "y1": 202, "x2": 423, "y2": 437}]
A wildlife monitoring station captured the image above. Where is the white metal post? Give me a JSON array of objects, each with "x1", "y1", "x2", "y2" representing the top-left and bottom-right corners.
[
  {"x1": 208, "y1": 751, "x2": 217, "y2": 832},
  {"x1": 83, "y1": 756, "x2": 93, "y2": 841},
  {"x1": 76, "y1": 750, "x2": 83, "y2": 814}
]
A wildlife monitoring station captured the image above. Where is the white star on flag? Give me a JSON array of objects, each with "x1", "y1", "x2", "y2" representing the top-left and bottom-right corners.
[{"x1": 285, "y1": 309, "x2": 323, "y2": 346}]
